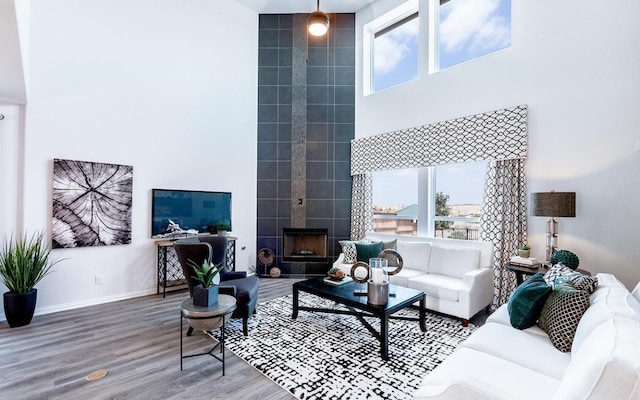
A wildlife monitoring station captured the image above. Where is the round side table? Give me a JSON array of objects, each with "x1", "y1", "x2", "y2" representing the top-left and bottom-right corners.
[{"x1": 180, "y1": 294, "x2": 236, "y2": 375}]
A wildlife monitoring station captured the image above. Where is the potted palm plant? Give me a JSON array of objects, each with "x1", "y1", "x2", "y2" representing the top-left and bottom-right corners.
[
  {"x1": 0, "y1": 232, "x2": 61, "y2": 327},
  {"x1": 188, "y1": 259, "x2": 224, "y2": 307}
]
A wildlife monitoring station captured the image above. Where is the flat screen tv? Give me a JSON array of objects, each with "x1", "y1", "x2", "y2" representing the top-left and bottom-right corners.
[{"x1": 151, "y1": 189, "x2": 232, "y2": 237}]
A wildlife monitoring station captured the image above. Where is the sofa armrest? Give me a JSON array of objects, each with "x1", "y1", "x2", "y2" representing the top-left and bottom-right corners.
[
  {"x1": 461, "y1": 268, "x2": 492, "y2": 289},
  {"x1": 458, "y1": 267, "x2": 494, "y2": 317},
  {"x1": 332, "y1": 253, "x2": 345, "y2": 269}
]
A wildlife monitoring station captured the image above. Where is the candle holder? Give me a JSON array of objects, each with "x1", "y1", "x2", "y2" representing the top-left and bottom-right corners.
[{"x1": 367, "y1": 258, "x2": 389, "y2": 305}]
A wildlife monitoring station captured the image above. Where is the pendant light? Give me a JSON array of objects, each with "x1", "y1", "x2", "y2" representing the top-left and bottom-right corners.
[{"x1": 308, "y1": 0, "x2": 330, "y2": 36}]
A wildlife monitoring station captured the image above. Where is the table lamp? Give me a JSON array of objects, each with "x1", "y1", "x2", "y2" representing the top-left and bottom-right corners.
[{"x1": 530, "y1": 191, "x2": 576, "y2": 262}]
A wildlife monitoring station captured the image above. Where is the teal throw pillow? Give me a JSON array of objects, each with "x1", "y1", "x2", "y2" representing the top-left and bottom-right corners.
[
  {"x1": 355, "y1": 241, "x2": 383, "y2": 263},
  {"x1": 508, "y1": 273, "x2": 552, "y2": 329}
]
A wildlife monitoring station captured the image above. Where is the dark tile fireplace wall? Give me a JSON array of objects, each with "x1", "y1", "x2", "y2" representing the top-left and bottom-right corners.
[{"x1": 257, "y1": 13, "x2": 355, "y2": 276}]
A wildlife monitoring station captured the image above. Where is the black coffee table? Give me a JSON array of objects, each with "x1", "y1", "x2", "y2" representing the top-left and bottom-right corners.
[{"x1": 292, "y1": 277, "x2": 426, "y2": 360}]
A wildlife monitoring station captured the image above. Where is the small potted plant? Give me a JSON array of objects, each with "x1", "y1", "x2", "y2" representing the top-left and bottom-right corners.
[
  {"x1": 0, "y1": 231, "x2": 63, "y2": 327},
  {"x1": 518, "y1": 244, "x2": 531, "y2": 258},
  {"x1": 188, "y1": 259, "x2": 224, "y2": 307},
  {"x1": 214, "y1": 222, "x2": 231, "y2": 236}
]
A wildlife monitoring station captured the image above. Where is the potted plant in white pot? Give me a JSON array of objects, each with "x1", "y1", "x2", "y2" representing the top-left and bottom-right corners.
[
  {"x1": 518, "y1": 244, "x2": 531, "y2": 258},
  {"x1": 214, "y1": 222, "x2": 231, "y2": 236},
  {"x1": 187, "y1": 259, "x2": 224, "y2": 307},
  {"x1": 0, "y1": 232, "x2": 62, "y2": 327}
]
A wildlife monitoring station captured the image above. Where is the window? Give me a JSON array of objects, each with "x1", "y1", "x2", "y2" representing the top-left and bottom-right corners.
[
  {"x1": 372, "y1": 169, "x2": 419, "y2": 235},
  {"x1": 438, "y1": 0, "x2": 511, "y2": 70},
  {"x1": 434, "y1": 162, "x2": 486, "y2": 240},
  {"x1": 364, "y1": 0, "x2": 511, "y2": 93},
  {"x1": 372, "y1": 161, "x2": 487, "y2": 240},
  {"x1": 363, "y1": 0, "x2": 419, "y2": 95},
  {"x1": 373, "y1": 13, "x2": 419, "y2": 92}
]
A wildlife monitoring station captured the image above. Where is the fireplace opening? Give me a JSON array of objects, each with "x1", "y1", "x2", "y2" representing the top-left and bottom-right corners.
[{"x1": 282, "y1": 228, "x2": 328, "y2": 262}]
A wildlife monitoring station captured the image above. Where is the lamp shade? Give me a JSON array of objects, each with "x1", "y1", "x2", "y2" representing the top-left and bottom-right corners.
[
  {"x1": 530, "y1": 192, "x2": 576, "y2": 217},
  {"x1": 308, "y1": 11, "x2": 330, "y2": 36}
]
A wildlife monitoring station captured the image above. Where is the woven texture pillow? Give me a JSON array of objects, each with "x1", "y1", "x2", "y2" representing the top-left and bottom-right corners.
[
  {"x1": 508, "y1": 273, "x2": 552, "y2": 329},
  {"x1": 538, "y1": 283, "x2": 591, "y2": 352}
]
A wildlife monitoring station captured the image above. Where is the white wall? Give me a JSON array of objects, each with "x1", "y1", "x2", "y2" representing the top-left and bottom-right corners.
[
  {"x1": 0, "y1": 104, "x2": 23, "y2": 235},
  {"x1": 356, "y1": 0, "x2": 640, "y2": 288},
  {"x1": 0, "y1": 0, "x2": 259, "y2": 317}
]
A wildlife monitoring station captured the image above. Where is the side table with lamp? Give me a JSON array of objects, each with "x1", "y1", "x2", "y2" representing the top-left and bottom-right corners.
[{"x1": 506, "y1": 191, "x2": 588, "y2": 285}]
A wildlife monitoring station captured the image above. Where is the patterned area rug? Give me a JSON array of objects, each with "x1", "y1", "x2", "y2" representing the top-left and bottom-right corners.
[{"x1": 224, "y1": 293, "x2": 477, "y2": 400}]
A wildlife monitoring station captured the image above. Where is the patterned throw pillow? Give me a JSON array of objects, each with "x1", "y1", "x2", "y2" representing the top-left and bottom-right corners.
[
  {"x1": 508, "y1": 273, "x2": 552, "y2": 329},
  {"x1": 538, "y1": 283, "x2": 591, "y2": 352},
  {"x1": 339, "y1": 240, "x2": 363, "y2": 264},
  {"x1": 543, "y1": 264, "x2": 599, "y2": 293}
]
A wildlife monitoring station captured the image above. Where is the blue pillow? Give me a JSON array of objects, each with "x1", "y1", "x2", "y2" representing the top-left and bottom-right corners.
[
  {"x1": 508, "y1": 273, "x2": 552, "y2": 329},
  {"x1": 355, "y1": 241, "x2": 383, "y2": 263}
]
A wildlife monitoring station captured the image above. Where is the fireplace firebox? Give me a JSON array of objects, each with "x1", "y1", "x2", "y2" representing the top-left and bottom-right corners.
[{"x1": 282, "y1": 228, "x2": 328, "y2": 262}]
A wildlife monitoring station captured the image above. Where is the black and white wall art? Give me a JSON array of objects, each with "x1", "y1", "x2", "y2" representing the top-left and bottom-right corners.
[{"x1": 52, "y1": 158, "x2": 133, "y2": 248}]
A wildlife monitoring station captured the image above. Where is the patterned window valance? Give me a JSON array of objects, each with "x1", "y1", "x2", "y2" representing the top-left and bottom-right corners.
[{"x1": 351, "y1": 105, "x2": 528, "y2": 175}]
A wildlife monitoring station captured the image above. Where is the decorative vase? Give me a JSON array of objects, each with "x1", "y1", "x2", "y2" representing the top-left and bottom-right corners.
[
  {"x1": 193, "y1": 285, "x2": 219, "y2": 307},
  {"x1": 217, "y1": 230, "x2": 227, "y2": 237},
  {"x1": 518, "y1": 249, "x2": 530, "y2": 258},
  {"x1": 3, "y1": 289, "x2": 38, "y2": 328},
  {"x1": 367, "y1": 258, "x2": 389, "y2": 305}
]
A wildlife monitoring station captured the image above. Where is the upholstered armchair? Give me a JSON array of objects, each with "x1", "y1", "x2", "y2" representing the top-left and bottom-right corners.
[{"x1": 174, "y1": 236, "x2": 259, "y2": 336}]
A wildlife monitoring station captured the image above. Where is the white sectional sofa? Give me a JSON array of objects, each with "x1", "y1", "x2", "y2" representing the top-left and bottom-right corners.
[
  {"x1": 332, "y1": 232, "x2": 494, "y2": 325},
  {"x1": 413, "y1": 273, "x2": 640, "y2": 400}
]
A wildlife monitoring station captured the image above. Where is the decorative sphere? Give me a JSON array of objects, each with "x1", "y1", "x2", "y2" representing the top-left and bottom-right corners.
[
  {"x1": 269, "y1": 267, "x2": 281, "y2": 278},
  {"x1": 550, "y1": 250, "x2": 580, "y2": 270}
]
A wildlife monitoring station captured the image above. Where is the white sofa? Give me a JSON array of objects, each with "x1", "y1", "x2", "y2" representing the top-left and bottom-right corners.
[
  {"x1": 414, "y1": 273, "x2": 640, "y2": 400},
  {"x1": 332, "y1": 232, "x2": 494, "y2": 326}
]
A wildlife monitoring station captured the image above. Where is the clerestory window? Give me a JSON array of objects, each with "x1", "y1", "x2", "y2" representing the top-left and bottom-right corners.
[{"x1": 365, "y1": 0, "x2": 511, "y2": 94}]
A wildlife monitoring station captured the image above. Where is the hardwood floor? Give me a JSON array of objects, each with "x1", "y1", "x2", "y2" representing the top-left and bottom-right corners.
[
  {"x1": 0, "y1": 277, "x2": 488, "y2": 400},
  {"x1": 0, "y1": 277, "x2": 302, "y2": 400}
]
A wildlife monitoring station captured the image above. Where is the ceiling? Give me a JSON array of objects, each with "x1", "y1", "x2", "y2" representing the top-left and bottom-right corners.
[{"x1": 234, "y1": 0, "x2": 377, "y2": 14}]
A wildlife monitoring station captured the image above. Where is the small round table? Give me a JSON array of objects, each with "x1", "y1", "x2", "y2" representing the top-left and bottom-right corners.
[{"x1": 180, "y1": 294, "x2": 236, "y2": 375}]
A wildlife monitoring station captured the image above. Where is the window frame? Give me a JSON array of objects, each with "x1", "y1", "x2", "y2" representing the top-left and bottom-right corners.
[
  {"x1": 373, "y1": 163, "x2": 484, "y2": 240},
  {"x1": 364, "y1": 0, "x2": 512, "y2": 93},
  {"x1": 363, "y1": 0, "x2": 420, "y2": 96}
]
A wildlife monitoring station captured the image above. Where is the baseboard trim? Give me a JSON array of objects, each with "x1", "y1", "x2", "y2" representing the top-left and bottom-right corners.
[{"x1": 0, "y1": 289, "x2": 158, "y2": 322}]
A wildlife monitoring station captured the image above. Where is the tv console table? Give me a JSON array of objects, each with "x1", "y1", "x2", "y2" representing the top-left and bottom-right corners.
[{"x1": 154, "y1": 235, "x2": 237, "y2": 298}]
